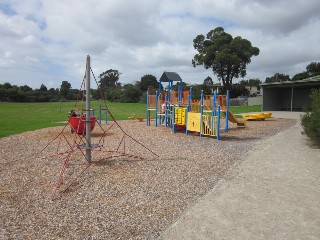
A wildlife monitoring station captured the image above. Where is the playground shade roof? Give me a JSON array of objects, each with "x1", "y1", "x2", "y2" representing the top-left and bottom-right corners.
[
  {"x1": 160, "y1": 71, "x2": 182, "y2": 82},
  {"x1": 260, "y1": 75, "x2": 320, "y2": 88}
]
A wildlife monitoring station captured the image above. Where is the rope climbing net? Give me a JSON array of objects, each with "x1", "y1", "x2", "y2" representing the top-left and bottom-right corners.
[{"x1": 39, "y1": 59, "x2": 158, "y2": 200}]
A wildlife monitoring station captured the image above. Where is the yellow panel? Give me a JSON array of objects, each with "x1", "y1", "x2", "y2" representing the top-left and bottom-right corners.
[
  {"x1": 187, "y1": 112, "x2": 201, "y2": 132},
  {"x1": 175, "y1": 107, "x2": 187, "y2": 125}
]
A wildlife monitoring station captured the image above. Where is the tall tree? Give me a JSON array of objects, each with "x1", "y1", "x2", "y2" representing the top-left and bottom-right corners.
[
  {"x1": 203, "y1": 76, "x2": 213, "y2": 86},
  {"x1": 121, "y1": 84, "x2": 143, "y2": 103},
  {"x1": 137, "y1": 74, "x2": 159, "y2": 92},
  {"x1": 192, "y1": 27, "x2": 260, "y2": 89},
  {"x1": 292, "y1": 72, "x2": 309, "y2": 81},
  {"x1": 99, "y1": 69, "x2": 121, "y2": 90},
  {"x1": 60, "y1": 81, "x2": 71, "y2": 99},
  {"x1": 306, "y1": 62, "x2": 320, "y2": 77},
  {"x1": 203, "y1": 76, "x2": 214, "y2": 94},
  {"x1": 39, "y1": 84, "x2": 47, "y2": 92},
  {"x1": 292, "y1": 62, "x2": 320, "y2": 81},
  {"x1": 265, "y1": 73, "x2": 290, "y2": 83}
]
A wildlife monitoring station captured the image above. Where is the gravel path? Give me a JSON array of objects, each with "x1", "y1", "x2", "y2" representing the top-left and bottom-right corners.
[
  {"x1": 0, "y1": 118, "x2": 295, "y2": 239},
  {"x1": 160, "y1": 112, "x2": 320, "y2": 240}
]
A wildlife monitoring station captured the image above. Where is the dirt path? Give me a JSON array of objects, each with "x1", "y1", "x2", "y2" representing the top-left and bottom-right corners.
[{"x1": 160, "y1": 112, "x2": 320, "y2": 240}]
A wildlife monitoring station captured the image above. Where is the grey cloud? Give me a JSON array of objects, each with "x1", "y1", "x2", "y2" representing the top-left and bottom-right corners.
[{"x1": 0, "y1": 0, "x2": 319, "y2": 89}]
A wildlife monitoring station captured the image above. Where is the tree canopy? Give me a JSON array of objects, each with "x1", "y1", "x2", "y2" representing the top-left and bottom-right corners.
[
  {"x1": 60, "y1": 81, "x2": 71, "y2": 99},
  {"x1": 239, "y1": 78, "x2": 262, "y2": 86},
  {"x1": 292, "y1": 62, "x2": 320, "y2": 81},
  {"x1": 137, "y1": 74, "x2": 159, "y2": 92},
  {"x1": 203, "y1": 76, "x2": 213, "y2": 86},
  {"x1": 99, "y1": 69, "x2": 121, "y2": 90},
  {"x1": 192, "y1": 27, "x2": 260, "y2": 89},
  {"x1": 306, "y1": 62, "x2": 320, "y2": 76},
  {"x1": 265, "y1": 73, "x2": 290, "y2": 83}
]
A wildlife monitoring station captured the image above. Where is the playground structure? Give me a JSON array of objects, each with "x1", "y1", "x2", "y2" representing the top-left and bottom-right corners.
[
  {"x1": 146, "y1": 72, "x2": 246, "y2": 140},
  {"x1": 40, "y1": 55, "x2": 158, "y2": 200}
]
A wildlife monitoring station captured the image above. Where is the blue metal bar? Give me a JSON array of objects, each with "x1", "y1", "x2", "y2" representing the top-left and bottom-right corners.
[
  {"x1": 217, "y1": 106, "x2": 221, "y2": 140},
  {"x1": 164, "y1": 95, "x2": 168, "y2": 127},
  {"x1": 168, "y1": 80, "x2": 172, "y2": 102},
  {"x1": 155, "y1": 91, "x2": 159, "y2": 127},
  {"x1": 178, "y1": 79, "x2": 182, "y2": 107},
  {"x1": 213, "y1": 90, "x2": 217, "y2": 116},
  {"x1": 172, "y1": 107, "x2": 176, "y2": 133},
  {"x1": 146, "y1": 91, "x2": 149, "y2": 126},
  {"x1": 200, "y1": 90, "x2": 204, "y2": 138},
  {"x1": 189, "y1": 87, "x2": 193, "y2": 112},
  {"x1": 186, "y1": 95, "x2": 190, "y2": 136},
  {"x1": 99, "y1": 104, "x2": 102, "y2": 125},
  {"x1": 225, "y1": 90, "x2": 230, "y2": 132}
]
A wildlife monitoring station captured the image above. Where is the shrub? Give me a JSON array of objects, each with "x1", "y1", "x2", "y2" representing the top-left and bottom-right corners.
[{"x1": 301, "y1": 89, "x2": 320, "y2": 147}]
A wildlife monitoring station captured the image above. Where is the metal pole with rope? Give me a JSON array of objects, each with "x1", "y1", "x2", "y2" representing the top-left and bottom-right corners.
[{"x1": 85, "y1": 55, "x2": 91, "y2": 163}]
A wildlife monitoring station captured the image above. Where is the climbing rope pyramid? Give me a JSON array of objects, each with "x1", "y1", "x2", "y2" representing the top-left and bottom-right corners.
[{"x1": 40, "y1": 56, "x2": 158, "y2": 200}]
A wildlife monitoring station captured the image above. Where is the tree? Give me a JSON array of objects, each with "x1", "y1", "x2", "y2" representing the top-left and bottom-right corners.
[
  {"x1": 2, "y1": 82, "x2": 12, "y2": 89},
  {"x1": 192, "y1": 27, "x2": 260, "y2": 89},
  {"x1": 301, "y1": 89, "x2": 320, "y2": 146},
  {"x1": 20, "y1": 85, "x2": 33, "y2": 92},
  {"x1": 306, "y1": 62, "x2": 320, "y2": 77},
  {"x1": 39, "y1": 84, "x2": 47, "y2": 92},
  {"x1": 292, "y1": 72, "x2": 309, "y2": 81},
  {"x1": 172, "y1": 81, "x2": 187, "y2": 91},
  {"x1": 203, "y1": 76, "x2": 214, "y2": 94},
  {"x1": 248, "y1": 78, "x2": 262, "y2": 86},
  {"x1": 229, "y1": 85, "x2": 250, "y2": 98},
  {"x1": 60, "y1": 81, "x2": 71, "y2": 99},
  {"x1": 292, "y1": 62, "x2": 320, "y2": 81},
  {"x1": 137, "y1": 74, "x2": 159, "y2": 92},
  {"x1": 265, "y1": 73, "x2": 290, "y2": 83},
  {"x1": 105, "y1": 88, "x2": 122, "y2": 102},
  {"x1": 121, "y1": 84, "x2": 143, "y2": 103},
  {"x1": 99, "y1": 69, "x2": 121, "y2": 91}
]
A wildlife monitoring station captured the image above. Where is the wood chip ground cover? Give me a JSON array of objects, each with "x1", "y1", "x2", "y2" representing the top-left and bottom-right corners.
[{"x1": 0, "y1": 118, "x2": 296, "y2": 239}]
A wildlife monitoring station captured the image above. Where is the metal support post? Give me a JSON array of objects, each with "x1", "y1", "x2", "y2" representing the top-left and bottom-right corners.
[{"x1": 85, "y1": 55, "x2": 91, "y2": 163}]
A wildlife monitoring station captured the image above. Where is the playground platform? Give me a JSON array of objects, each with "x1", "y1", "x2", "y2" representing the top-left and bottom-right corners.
[{"x1": 159, "y1": 111, "x2": 320, "y2": 240}]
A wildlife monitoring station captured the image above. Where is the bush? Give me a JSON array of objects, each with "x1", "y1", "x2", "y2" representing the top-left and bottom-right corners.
[{"x1": 301, "y1": 89, "x2": 320, "y2": 147}]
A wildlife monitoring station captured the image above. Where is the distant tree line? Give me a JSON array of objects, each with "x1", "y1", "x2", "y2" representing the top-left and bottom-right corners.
[{"x1": 1, "y1": 61, "x2": 319, "y2": 103}]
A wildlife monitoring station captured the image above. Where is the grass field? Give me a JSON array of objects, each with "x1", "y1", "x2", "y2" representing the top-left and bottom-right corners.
[{"x1": 0, "y1": 101, "x2": 261, "y2": 138}]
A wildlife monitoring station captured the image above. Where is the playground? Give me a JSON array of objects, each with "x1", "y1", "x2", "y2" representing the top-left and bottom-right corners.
[
  {"x1": 0, "y1": 116, "x2": 297, "y2": 239},
  {"x1": 1, "y1": 59, "x2": 316, "y2": 239}
]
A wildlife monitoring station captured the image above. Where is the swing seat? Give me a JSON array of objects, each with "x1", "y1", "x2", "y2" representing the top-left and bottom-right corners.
[{"x1": 68, "y1": 116, "x2": 96, "y2": 135}]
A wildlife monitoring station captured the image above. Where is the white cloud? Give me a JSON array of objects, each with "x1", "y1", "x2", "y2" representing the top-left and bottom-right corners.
[{"x1": 0, "y1": 0, "x2": 319, "y2": 89}]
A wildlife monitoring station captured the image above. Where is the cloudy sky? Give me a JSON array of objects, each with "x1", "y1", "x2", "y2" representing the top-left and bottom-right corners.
[{"x1": 0, "y1": 0, "x2": 319, "y2": 90}]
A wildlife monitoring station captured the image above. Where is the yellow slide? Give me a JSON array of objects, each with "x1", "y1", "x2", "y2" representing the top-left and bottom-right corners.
[
  {"x1": 242, "y1": 112, "x2": 272, "y2": 121},
  {"x1": 224, "y1": 111, "x2": 246, "y2": 127}
]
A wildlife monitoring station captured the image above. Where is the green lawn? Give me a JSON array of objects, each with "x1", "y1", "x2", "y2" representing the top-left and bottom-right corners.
[
  {"x1": 0, "y1": 102, "x2": 261, "y2": 138},
  {"x1": 0, "y1": 101, "x2": 146, "y2": 138},
  {"x1": 229, "y1": 105, "x2": 262, "y2": 114}
]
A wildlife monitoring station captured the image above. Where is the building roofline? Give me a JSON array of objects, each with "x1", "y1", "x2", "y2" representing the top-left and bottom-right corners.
[{"x1": 260, "y1": 75, "x2": 320, "y2": 87}]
